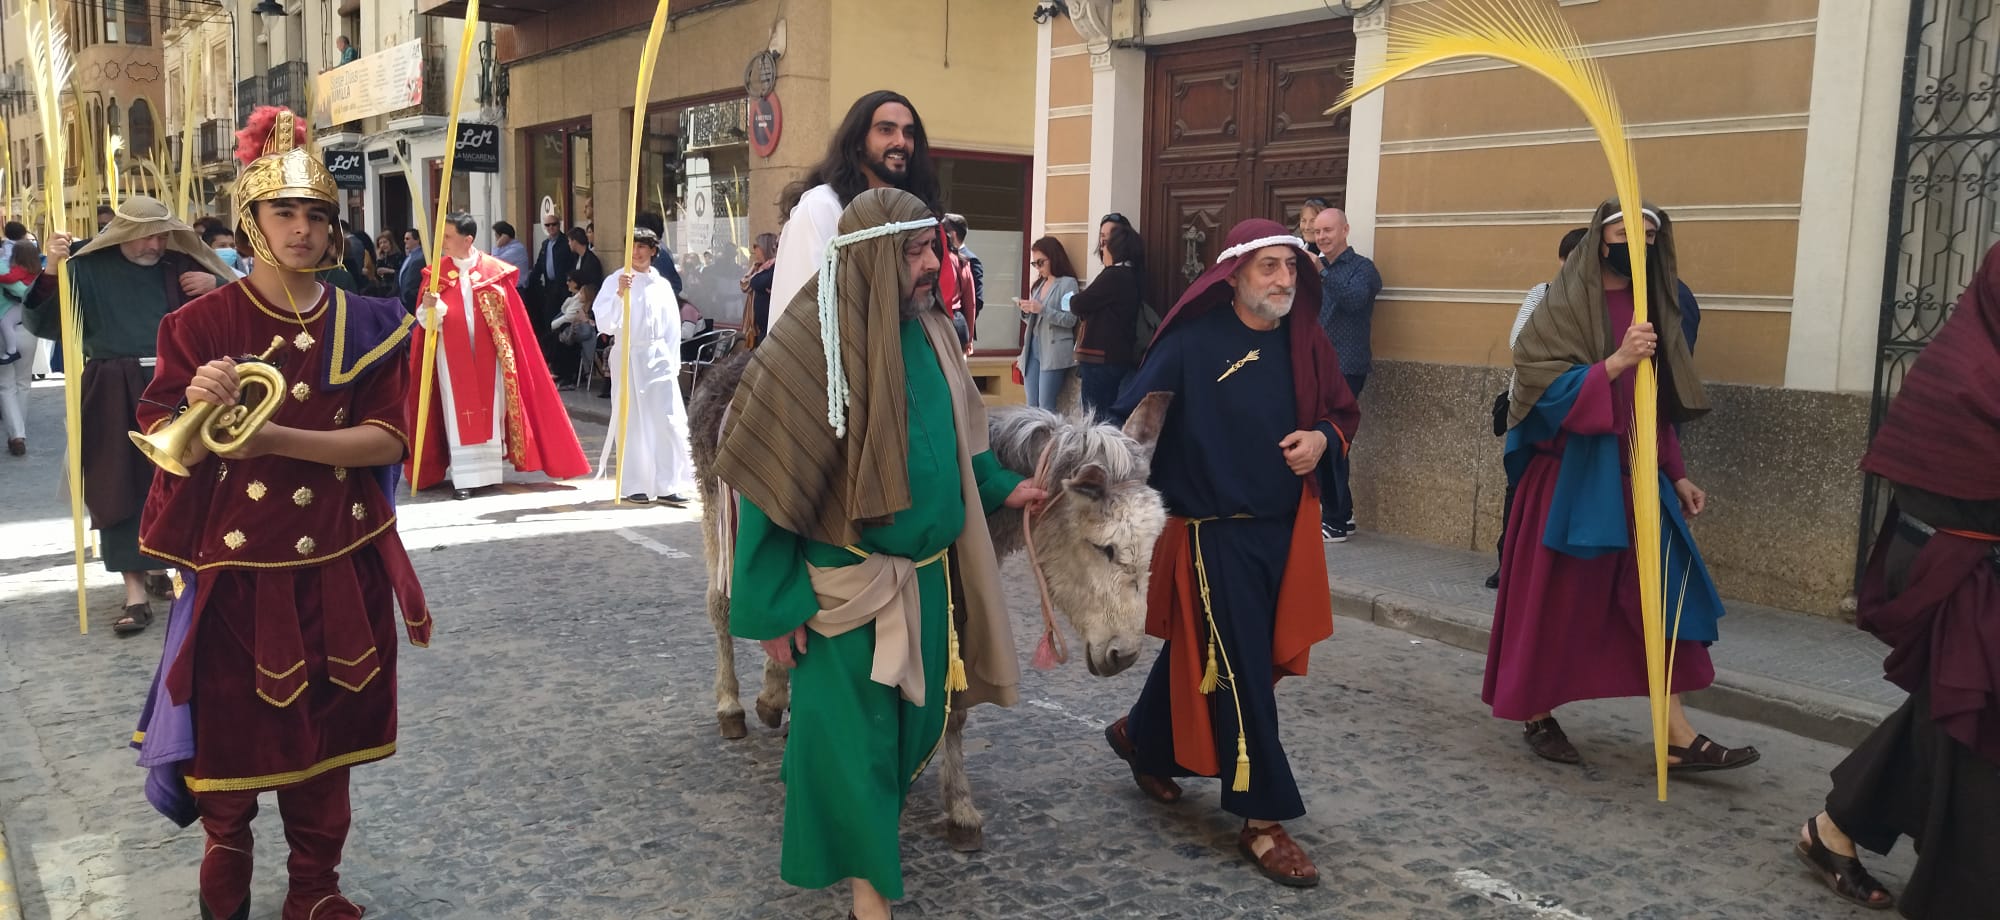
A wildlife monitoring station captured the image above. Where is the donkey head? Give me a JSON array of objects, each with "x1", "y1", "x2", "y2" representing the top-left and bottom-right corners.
[{"x1": 987, "y1": 393, "x2": 1172, "y2": 677}]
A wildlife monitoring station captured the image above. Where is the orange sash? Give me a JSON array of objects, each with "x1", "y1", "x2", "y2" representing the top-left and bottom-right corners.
[{"x1": 1145, "y1": 487, "x2": 1333, "y2": 777}]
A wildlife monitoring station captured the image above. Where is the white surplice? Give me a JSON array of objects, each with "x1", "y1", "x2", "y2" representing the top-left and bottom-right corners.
[
  {"x1": 594, "y1": 267, "x2": 696, "y2": 499},
  {"x1": 435, "y1": 252, "x2": 505, "y2": 489}
]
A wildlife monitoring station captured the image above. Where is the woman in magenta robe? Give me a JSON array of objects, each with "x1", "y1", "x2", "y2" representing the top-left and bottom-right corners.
[{"x1": 1486, "y1": 200, "x2": 1757, "y2": 772}]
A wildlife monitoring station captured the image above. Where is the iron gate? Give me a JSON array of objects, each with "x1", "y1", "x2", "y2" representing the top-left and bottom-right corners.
[{"x1": 1859, "y1": 0, "x2": 2000, "y2": 580}]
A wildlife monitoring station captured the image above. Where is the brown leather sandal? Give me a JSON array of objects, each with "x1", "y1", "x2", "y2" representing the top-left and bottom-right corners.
[
  {"x1": 1795, "y1": 816, "x2": 1893, "y2": 910},
  {"x1": 112, "y1": 603, "x2": 154, "y2": 636},
  {"x1": 1105, "y1": 717, "x2": 1182, "y2": 803},
  {"x1": 1667, "y1": 734, "x2": 1760, "y2": 772},
  {"x1": 1523, "y1": 717, "x2": 1581, "y2": 764},
  {"x1": 1238, "y1": 822, "x2": 1319, "y2": 888}
]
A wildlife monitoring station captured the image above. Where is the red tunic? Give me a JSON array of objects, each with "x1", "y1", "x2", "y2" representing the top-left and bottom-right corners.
[
  {"x1": 137, "y1": 281, "x2": 430, "y2": 791},
  {"x1": 404, "y1": 251, "x2": 588, "y2": 489}
]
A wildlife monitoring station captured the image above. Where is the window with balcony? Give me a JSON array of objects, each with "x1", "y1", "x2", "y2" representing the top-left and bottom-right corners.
[
  {"x1": 129, "y1": 98, "x2": 157, "y2": 152},
  {"x1": 125, "y1": 0, "x2": 153, "y2": 45}
]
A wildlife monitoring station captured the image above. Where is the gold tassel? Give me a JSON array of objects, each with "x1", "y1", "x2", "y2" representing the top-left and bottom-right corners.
[
  {"x1": 945, "y1": 619, "x2": 969, "y2": 693},
  {"x1": 1232, "y1": 732, "x2": 1251, "y2": 792},
  {"x1": 1198, "y1": 635, "x2": 1219, "y2": 694}
]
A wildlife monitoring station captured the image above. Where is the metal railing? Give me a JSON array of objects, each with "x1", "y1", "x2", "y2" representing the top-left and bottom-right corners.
[
  {"x1": 387, "y1": 43, "x2": 449, "y2": 119},
  {"x1": 236, "y1": 75, "x2": 265, "y2": 122},
  {"x1": 267, "y1": 61, "x2": 308, "y2": 115}
]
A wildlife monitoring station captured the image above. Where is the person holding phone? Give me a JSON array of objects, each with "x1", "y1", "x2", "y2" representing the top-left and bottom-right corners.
[{"x1": 1015, "y1": 236, "x2": 1080, "y2": 411}]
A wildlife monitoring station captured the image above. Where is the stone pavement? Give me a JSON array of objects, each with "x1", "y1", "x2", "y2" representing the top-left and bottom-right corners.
[{"x1": 0, "y1": 377, "x2": 1921, "y2": 919}]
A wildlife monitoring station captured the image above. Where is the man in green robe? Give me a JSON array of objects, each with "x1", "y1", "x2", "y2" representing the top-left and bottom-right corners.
[
  {"x1": 26, "y1": 197, "x2": 234, "y2": 634},
  {"x1": 714, "y1": 188, "x2": 1045, "y2": 920}
]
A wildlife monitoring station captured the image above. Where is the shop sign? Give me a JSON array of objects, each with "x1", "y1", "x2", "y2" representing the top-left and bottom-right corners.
[
  {"x1": 325, "y1": 149, "x2": 367, "y2": 190},
  {"x1": 454, "y1": 123, "x2": 501, "y2": 173},
  {"x1": 684, "y1": 159, "x2": 715, "y2": 254},
  {"x1": 314, "y1": 40, "x2": 425, "y2": 125},
  {"x1": 750, "y1": 93, "x2": 782, "y2": 158}
]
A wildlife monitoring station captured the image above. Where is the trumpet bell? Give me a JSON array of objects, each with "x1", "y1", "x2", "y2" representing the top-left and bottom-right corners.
[{"x1": 128, "y1": 405, "x2": 214, "y2": 478}]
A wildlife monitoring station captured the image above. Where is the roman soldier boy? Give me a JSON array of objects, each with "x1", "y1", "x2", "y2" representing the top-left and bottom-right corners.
[{"x1": 131, "y1": 106, "x2": 431, "y2": 920}]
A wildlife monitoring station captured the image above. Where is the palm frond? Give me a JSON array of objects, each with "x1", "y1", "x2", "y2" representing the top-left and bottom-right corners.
[
  {"x1": 1326, "y1": 0, "x2": 1669, "y2": 800},
  {"x1": 24, "y1": 0, "x2": 87, "y2": 634}
]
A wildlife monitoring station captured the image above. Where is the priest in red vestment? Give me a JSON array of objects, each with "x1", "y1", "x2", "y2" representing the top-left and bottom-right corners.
[
  {"x1": 131, "y1": 106, "x2": 430, "y2": 920},
  {"x1": 406, "y1": 212, "x2": 586, "y2": 498}
]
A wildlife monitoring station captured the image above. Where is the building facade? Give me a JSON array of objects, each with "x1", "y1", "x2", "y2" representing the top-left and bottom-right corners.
[
  {"x1": 1032, "y1": 0, "x2": 1979, "y2": 615},
  {"x1": 0, "y1": 0, "x2": 171, "y2": 234},
  {"x1": 425, "y1": 0, "x2": 1037, "y2": 354}
]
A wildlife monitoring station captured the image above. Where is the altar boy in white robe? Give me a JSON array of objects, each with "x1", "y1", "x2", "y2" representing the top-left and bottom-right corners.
[{"x1": 594, "y1": 227, "x2": 697, "y2": 504}]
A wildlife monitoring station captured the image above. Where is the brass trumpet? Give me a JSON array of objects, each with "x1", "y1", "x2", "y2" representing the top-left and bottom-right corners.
[{"x1": 130, "y1": 335, "x2": 289, "y2": 477}]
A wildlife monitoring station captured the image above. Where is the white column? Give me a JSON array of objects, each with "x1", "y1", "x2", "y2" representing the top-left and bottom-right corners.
[
  {"x1": 1030, "y1": 18, "x2": 1053, "y2": 238},
  {"x1": 1344, "y1": 6, "x2": 1389, "y2": 258},
  {"x1": 1086, "y1": 46, "x2": 1145, "y2": 280},
  {"x1": 1783, "y1": 0, "x2": 1907, "y2": 392}
]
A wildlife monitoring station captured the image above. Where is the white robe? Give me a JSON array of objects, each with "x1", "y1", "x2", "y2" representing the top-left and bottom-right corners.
[
  {"x1": 594, "y1": 267, "x2": 696, "y2": 499},
  {"x1": 768, "y1": 184, "x2": 842, "y2": 328},
  {"x1": 435, "y1": 252, "x2": 506, "y2": 490}
]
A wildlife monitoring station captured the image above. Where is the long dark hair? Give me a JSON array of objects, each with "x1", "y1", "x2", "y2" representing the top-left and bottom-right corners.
[
  {"x1": 780, "y1": 90, "x2": 941, "y2": 215},
  {"x1": 1030, "y1": 236, "x2": 1077, "y2": 282}
]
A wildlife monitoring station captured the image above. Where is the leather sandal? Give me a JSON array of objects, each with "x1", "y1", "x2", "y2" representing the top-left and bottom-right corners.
[
  {"x1": 1522, "y1": 717, "x2": 1581, "y2": 764},
  {"x1": 145, "y1": 573, "x2": 176, "y2": 600},
  {"x1": 1238, "y1": 822, "x2": 1319, "y2": 888},
  {"x1": 1795, "y1": 816, "x2": 1893, "y2": 910},
  {"x1": 1104, "y1": 717, "x2": 1181, "y2": 804},
  {"x1": 113, "y1": 602, "x2": 154, "y2": 636},
  {"x1": 1667, "y1": 734, "x2": 1760, "y2": 772}
]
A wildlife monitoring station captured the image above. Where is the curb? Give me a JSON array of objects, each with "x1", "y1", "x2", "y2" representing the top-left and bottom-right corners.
[
  {"x1": 0, "y1": 815, "x2": 22, "y2": 920},
  {"x1": 1327, "y1": 577, "x2": 1895, "y2": 749}
]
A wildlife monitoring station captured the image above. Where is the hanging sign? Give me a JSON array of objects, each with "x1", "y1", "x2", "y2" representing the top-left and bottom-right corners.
[
  {"x1": 453, "y1": 122, "x2": 500, "y2": 173},
  {"x1": 750, "y1": 93, "x2": 782, "y2": 158},
  {"x1": 314, "y1": 40, "x2": 425, "y2": 125},
  {"x1": 325, "y1": 149, "x2": 367, "y2": 189}
]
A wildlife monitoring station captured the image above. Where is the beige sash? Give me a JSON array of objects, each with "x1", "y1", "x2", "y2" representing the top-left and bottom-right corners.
[{"x1": 805, "y1": 548, "x2": 944, "y2": 706}]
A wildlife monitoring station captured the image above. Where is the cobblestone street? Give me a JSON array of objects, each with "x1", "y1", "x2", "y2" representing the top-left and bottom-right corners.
[{"x1": 0, "y1": 389, "x2": 1915, "y2": 919}]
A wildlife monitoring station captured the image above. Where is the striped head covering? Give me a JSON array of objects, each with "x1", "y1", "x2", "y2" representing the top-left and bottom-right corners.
[
  {"x1": 1508, "y1": 198, "x2": 1706, "y2": 427},
  {"x1": 711, "y1": 188, "x2": 942, "y2": 547}
]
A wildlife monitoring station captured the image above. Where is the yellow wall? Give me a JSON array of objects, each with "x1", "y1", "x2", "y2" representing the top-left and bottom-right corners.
[
  {"x1": 830, "y1": 0, "x2": 1037, "y2": 154},
  {"x1": 1370, "y1": 0, "x2": 1819, "y2": 385}
]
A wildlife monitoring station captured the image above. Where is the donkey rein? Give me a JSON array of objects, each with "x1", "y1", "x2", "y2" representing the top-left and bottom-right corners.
[{"x1": 1021, "y1": 438, "x2": 1068, "y2": 665}]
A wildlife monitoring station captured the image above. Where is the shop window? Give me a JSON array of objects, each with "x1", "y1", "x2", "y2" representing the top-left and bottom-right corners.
[
  {"x1": 524, "y1": 121, "x2": 590, "y2": 247},
  {"x1": 936, "y1": 153, "x2": 1032, "y2": 354},
  {"x1": 638, "y1": 97, "x2": 751, "y2": 321}
]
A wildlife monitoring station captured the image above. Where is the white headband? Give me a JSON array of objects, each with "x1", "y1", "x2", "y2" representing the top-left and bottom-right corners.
[
  {"x1": 1602, "y1": 207, "x2": 1660, "y2": 229},
  {"x1": 817, "y1": 216, "x2": 941, "y2": 438},
  {"x1": 1215, "y1": 234, "x2": 1315, "y2": 266}
]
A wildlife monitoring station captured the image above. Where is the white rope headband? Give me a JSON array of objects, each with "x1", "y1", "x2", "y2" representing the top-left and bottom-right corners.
[
  {"x1": 818, "y1": 216, "x2": 940, "y2": 438},
  {"x1": 1214, "y1": 234, "x2": 1315, "y2": 265},
  {"x1": 1602, "y1": 207, "x2": 1661, "y2": 228}
]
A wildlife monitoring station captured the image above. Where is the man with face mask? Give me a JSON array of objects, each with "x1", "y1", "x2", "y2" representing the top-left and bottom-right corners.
[
  {"x1": 23, "y1": 196, "x2": 231, "y2": 634},
  {"x1": 1486, "y1": 200, "x2": 1759, "y2": 773},
  {"x1": 203, "y1": 223, "x2": 249, "y2": 277}
]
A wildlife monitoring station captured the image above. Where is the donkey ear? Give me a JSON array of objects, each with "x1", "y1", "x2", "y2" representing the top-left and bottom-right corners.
[
  {"x1": 1062, "y1": 464, "x2": 1110, "y2": 502},
  {"x1": 1121, "y1": 391, "x2": 1174, "y2": 448}
]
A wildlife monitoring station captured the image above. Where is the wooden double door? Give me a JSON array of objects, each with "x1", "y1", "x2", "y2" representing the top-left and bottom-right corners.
[{"x1": 1142, "y1": 19, "x2": 1357, "y2": 308}]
